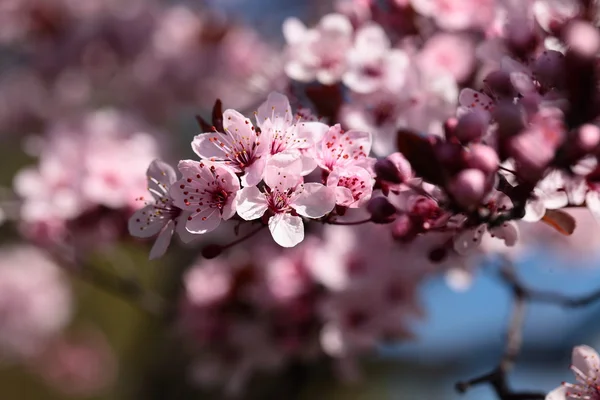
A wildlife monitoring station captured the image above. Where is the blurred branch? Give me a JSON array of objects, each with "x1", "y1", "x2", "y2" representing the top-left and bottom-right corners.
[
  {"x1": 48, "y1": 245, "x2": 165, "y2": 316},
  {"x1": 455, "y1": 264, "x2": 547, "y2": 400}
]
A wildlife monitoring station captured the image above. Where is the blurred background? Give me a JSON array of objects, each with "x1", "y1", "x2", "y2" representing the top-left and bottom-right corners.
[{"x1": 1, "y1": 0, "x2": 599, "y2": 399}]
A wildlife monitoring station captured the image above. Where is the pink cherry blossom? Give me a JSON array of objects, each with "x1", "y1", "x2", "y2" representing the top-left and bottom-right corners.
[
  {"x1": 283, "y1": 13, "x2": 353, "y2": 85},
  {"x1": 418, "y1": 33, "x2": 475, "y2": 83},
  {"x1": 315, "y1": 124, "x2": 372, "y2": 173},
  {"x1": 327, "y1": 166, "x2": 374, "y2": 208},
  {"x1": 0, "y1": 246, "x2": 72, "y2": 361},
  {"x1": 169, "y1": 161, "x2": 240, "y2": 235},
  {"x1": 236, "y1": 162, "x2": 336, "y2": 247},
  {"x1": 128, "y1": 160, "x2": 194, "y2": 260},
  {"x1": 546, "y1": 345, "x2": 600, "y2": 400},
  {"x1": 192, "y1": 109, "x2": 268, "y2": 187},
  {"x1": 411, "y1": 0, "x2": 497, "y2": 31},
  {"x1": 255, "y1": 91, "x2": 329, "y2": 174},
  {"x1": 343, "y1": 23, "x2": 409, "y2": 94}
]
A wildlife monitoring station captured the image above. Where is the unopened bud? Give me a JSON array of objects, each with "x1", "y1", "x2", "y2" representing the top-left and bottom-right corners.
[
  {"x1": 483, "y1": 70, "x2": 515, "y2": 99},
  {"x1": 447, "y1": 168, "x2": 487, "y2": 209},
  {"x1": 533, "y1": 50, "x2": 565, "y2": 89},
  {"x1": 374, "y1": 159, "x2": 403, "y2": 184},
  {"x1": 564, "y1": 20, "x2": 600, "y2": 60},
  {"x1": 577, "y1": 124, "x2": 600, "y2": 152},
  {"x1": 391, "y1": 213, "x2": 415, "y2": 242},
  {"x1": 454, "y1": 111, "x2": 489, "y2": 144},
  {"x1": 466, "y1": 144, "x2": 499, "y2": 174}
]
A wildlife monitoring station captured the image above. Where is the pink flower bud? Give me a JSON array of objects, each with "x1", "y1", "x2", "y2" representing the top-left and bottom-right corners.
[
  {"x1": 447, "y1": 169, "x2": 487, "y2": 209},
  {"x1": 466, "y1": 144, "x2": 499, "y2": 174},
  {"x1": 444, "y1": 117, "x2": 458, "y2": 141},
  {"x1": 533, "y1": 50, "x2": 565, "y2": 89},
  {"x1": 454, "y1": 111, "x2": 489, "y2": 144},
  {"x1": 577, "y1": 124, "x2": 600, "y2": 152},
  {"x1": 391, "y1": 213, "x2": 415, "y2": 242},
  {"x1": 564, "y1": 20, "x2": 600, "y2": 60},
  {"x1": 492, "y1": 102, "x2": 525, "y2": 139}
]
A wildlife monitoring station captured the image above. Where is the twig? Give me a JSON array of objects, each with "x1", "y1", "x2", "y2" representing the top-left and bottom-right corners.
[{"x1": 455, "y1": 264, "x2": 549, "y2": 400}]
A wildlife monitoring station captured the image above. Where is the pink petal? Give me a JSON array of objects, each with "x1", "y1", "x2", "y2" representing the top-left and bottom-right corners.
[
  {"x1": 222, "y1": 109, "x2": 255, "y2": 139},
  {"x1": 334, "y1": 186, "x2": 354, "y2": 206},
  {"x1": 240, "y1": 157, "x2": 266, "y2": 187},
  {"x1": 264, "y1": 162, "x2": 303, "y2": 191},
  {"x1": 128, "y1": 204, "x2": 168, "y2": 238},
  {"x1": 256, "y1": 92, "x2": 293, "y2": 127},
  {"x1": 236, "y1": 186, "x2": 268, "y2": 220},
  {"x1": 191, "y1": 133, "x2": 229, "y2": 161},
  {"x1": 175, "y1": 213, "x2": 197, "y2": 244},
  {"x1": 186, "y1": 209, "x2": 221, "y2": 234},
  {"x1": 268, "y1": 213, "x2": 304, "y2": 247},
  {"x1": 296, "y1": 121, "x2": 329, "y2": 143},
  {"x1": 458, "y1": 88, "x2": 494, "y2": 114},
  {"x1": 283, "y1": 17, "x2": 307, "y2": 45},
  {"x1": 544, "y1": 386, "x2": 567, "y2": 400},
  {"x1": 149, "y1": 220, "x2": 175, "y2": 260},
  {"x1": 572, "y1": 345, "x2": 600, "y2": 376},
  {"x1": 292, "y1": 183, "x2": 336, "y2": 218},
  {"x1": 453, "y1": 225, "x2": 486, "y2": 255},
  {"x1": 489, "y1": 221, "x2": 519, "y2": 246},
  {"x1": 586, "y1": 191, "x2": 600, "y2": 222},
  {"x1": 523, "y1": 199, "x2": 546, "y2": 222},
  {"x1": 319, "y1": 13, "x2": 352, "y2": 36},
  {"x1": 146, "y1": 160, "x2": 177, "y2": 200},
  {"x1": 221, "y1": 191, "x2": 238, "y2": 220}
]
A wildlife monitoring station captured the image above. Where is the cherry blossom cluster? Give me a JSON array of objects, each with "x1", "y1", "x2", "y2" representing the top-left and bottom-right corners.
[{"x1": 128, "y1": 91, "x2": 378, "y2": 256}]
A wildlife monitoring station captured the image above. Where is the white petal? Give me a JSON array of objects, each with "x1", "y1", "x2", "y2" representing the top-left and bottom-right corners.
[
  {"x1": 149, "y1": 220, "x2": 175, "y2": 260},
  {"x1": 586, "y1": 191, "x2": 600, "y2": 223},
  {"x1": 489, "y1": 221, "x2": 519, "y2": 246},
  {"x1": 544, "y1": 191, "x2": 569, "y2": 210},
  {"x1": 146, "y1": 160, "x2": 177, "y2": 199},
  {"x1": 293, "y1": 183, "x2": 336, "y2": 218},
  {"x1": 186, "y1": 209, "x2": 221, "y2": 234},
  {"x1": 545, "y1": 386, "x2": 567, "y2": 400},
  {"x1": 453, "y1": 225, "x2": 486, "y2": 255},
  {"x1": 175, "y1": 213, "x2": 197, "y2": 243},
  {"x1": 191, "y1": 133, "x2": 226, "y2": 160},
  {"x1": 296, "y1": 121, "x2": 329, "y2": 143},
  {"x1": 128, "y1": 204, "x2": 168, "y2": 238},
  {"x1": 319, "y1": 13, "x2": 353, "y2": 36},
  {"x1": 264, "y1": 161, "x2": 303, "y2": 190},
  {"x1": 268, "y1": 213, "x2": 304, "y2": 247},
  {"x1": 257, "y1": 92, "x2": 292, "y2": 127},
  {"x1": 221, "y1": 191, "x2": 238, "y2": 220},
  {"x1": 236, "y1": 187, "x2": 268, "y2": 220},
  {"x1": 240, "y1": 157, "x2": 266, "y2": 187},
  {"x1": 282, "y1": 17, "x2": 307, "y2": 44},
  {"x1": 222, "y1": 109, "x2": 255, "y2": 139},
  {"x1": 523, "y1": 199, "x2": 546, "y2": 222},
  {"x1": 299, "y1": 154, "x2": 318, "y2": 175},
  {"x1": 572, "y1": 345, "x2": 600, "y2": 376},
  {"x1": 334, "y1": 186, "x2": 354, "y2": 206}
]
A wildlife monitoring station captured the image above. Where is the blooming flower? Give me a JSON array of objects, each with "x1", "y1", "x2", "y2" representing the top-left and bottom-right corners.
[
  {"x1": 191, "y1": 109, "x2": 268, "y2": 187},
  {"x1": 327, "y1": 166, "x2": 374, "y2": 208},
  {"x1": 342, "y1": 23, "x2": 409, "y2": 94},
  {"x1": 170, "y1": 160, "x2": 240, "y2": 235},
  {"x1": 546, "y1": 345, "x2": 600, "y2": 400},
  {"x1": 236, "y1": 161, "x2": 335, "y2": 247},
  {"x1": 255, "y1": 91, "x2": 329, "y2": 174},
  {"x1": 283, "y1": 13, "x2": 353, "y2": 85},
  {"x1": 128, "y1": 160, "x2": 194, "y2": 260},
  {"x1": 315, "y1": 124, "x2": 372, "y2": 173}
]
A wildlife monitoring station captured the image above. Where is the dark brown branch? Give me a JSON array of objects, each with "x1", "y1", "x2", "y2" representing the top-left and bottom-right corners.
[{"x1": 455, "y1": 265, "x2": 547, "y2": 400}]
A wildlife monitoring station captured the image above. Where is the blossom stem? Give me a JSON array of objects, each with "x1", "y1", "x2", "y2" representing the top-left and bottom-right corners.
[
  {"x1": 325, "y1": 217, "x2": 373, "y2": 226},
  {"x1": 221, "y1": 224, "x2": 267, "y2": 250}
]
